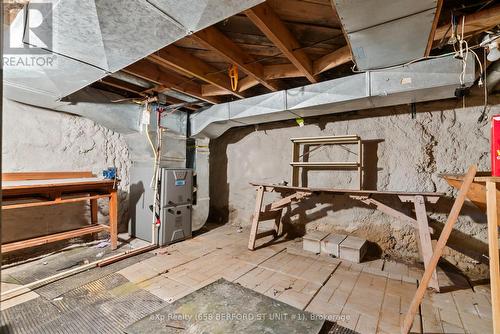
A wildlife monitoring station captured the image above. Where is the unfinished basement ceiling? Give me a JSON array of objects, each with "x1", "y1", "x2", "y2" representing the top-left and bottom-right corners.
[{"x1": 84, "y1": 0, "x2": 500, "y2": 113}]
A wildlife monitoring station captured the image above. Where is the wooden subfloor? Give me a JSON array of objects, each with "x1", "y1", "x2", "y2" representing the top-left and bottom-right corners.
[{"x1": 2, "y1": 225, "x2": 493, "y2": 333}]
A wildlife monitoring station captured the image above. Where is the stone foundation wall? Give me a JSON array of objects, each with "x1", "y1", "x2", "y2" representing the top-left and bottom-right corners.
[{"x1": 209, "y1": 95, "x2": 500, "y2": 277}]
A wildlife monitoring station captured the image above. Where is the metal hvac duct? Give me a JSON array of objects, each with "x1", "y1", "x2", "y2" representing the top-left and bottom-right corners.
[
  {"x1": 190, "y1": 56, "x2": 475, "y2": 138},
  {"x1": 333, "y1": 0, "x2": 440, "y2": 70},
  {"x1": 3, "y1": 0, "x2": 264, "y2": 109}
]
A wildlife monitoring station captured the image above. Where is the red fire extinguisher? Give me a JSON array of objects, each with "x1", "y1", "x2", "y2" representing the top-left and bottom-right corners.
[{"x1": 491, "y1": 115, "x2": 500, "y2": 176}]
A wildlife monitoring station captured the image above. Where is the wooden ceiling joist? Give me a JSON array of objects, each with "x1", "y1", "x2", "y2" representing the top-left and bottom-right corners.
[
  {"x1": 122, "y1": 60, "x2": 219, "y2": 104},
  {"x1": 192, "y1": 26, "x2": 281, "y2": 92},
  {"x1": 148, "y1": 45, "x2": 247, "y2": 99},
  {"x1": 99, "y1": 77, "x2": 146, "y2": 96},
  {"x1": 263, "y1": 64, "x2": 303, "y2": 80},
  {"x1": 245, "y1": 3, "x2": 318, "y2": 83},
  {"x1": 313, "y1": 46, "x2": 352, "y2": 75},
  {"x1": 433, "y1": 4, "x2": 500, "y2": 43}
]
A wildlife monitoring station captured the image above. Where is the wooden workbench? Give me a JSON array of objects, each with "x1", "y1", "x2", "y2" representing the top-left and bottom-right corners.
[
  {"x1": 1, "y1": 172, "x2": 118, "y2": 253},
  {"x1": 248, "y1": 182, "x2": 444, "y2": 291},
  {"x1": 442, "y1": 173, "x2": 500, "y2": 332}
]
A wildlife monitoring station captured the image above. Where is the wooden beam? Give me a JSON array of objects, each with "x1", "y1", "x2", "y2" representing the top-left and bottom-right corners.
[
  {"x1": 245, "y1": 3, "x2": 317, "y2": 83},
  {"x1": 192, "y1": 26, "x2": 280, "y2": 92},
  {"x1": 2, "y1": 171, "x2": 94, "y2": 181},
  {"x1": 122, "y1": 59, "x2": 219, "y2": 104},
  {"x1": 149, "y1": 45, "x2": 246, "y2": 99},
  {"x1": 263, "y1": 64, "x2": 302, "y2": 79},
  {"x1": 313, "y1": 46, "x2": 352, "y2": 75},
  {"x1": 99, "y1": 77, "x2": 146, "y2": 96},
  {"x1": 203, "y1": 76, "x2": 263, "y2": 95},
  {"x1": 434, "y1": 4, "x2": 500, "y2": 42},
  {"x1": 238, "y1": 76, "x2": 260, "y2": 92},
  {"x1": 486, "y1": 180, "x2": 500, "y2": 334},
  {"x1": 425, "y1": 0, "x2": 443, "y2": 56},
  {"x1": 401, "y1": 165, "x2": 477, "y2": 334},
  {"x1": 201, "y1": 84, "x2": 229, "y2": 97},
  {"x1": 1, "y1": 225, "x2": 108, "y2": 253},
  {"x1": 414, "y1": 195, "x2": 439, "y2": 291}
]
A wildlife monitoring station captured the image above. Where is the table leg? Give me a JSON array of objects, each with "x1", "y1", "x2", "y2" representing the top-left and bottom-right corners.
[
  {"x1": 414, "y1": 195, "x2": 439, "y2": 291},
  {"x1": 109, "y1": 190, "x2": 118, "y2": 250},
  {"x1": 486, "y1": 181, "x2": 500, "y2": 333},
  {"x1": 248, "y1": 186, "x2": 265, "y2": 250},
  {"x1": 90, "y1": 198, "x2": 98, "y2": 224}
]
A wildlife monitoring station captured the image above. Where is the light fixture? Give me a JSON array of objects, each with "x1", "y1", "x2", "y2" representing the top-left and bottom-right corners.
[{"x1": 481, "y1": 34, "x2": 500, "y2": 62}]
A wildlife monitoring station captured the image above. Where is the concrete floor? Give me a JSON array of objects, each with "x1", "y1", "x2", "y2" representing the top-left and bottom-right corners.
[{"x1": 1, "y1": 225, "x2": 494, "y2": 333}]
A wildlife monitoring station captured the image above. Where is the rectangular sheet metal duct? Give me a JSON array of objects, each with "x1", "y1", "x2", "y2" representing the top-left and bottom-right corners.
[
  {"x1": 333, "y1": 0, "x2": 439, "y2": 70},
  {"x1": 190, "y1": 56, "x2": 475, "y2": 138}
]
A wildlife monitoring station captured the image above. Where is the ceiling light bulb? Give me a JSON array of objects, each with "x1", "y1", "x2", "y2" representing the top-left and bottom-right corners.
[{"x1": 487, "y1": 41, "x2": 500, "y2": 62}]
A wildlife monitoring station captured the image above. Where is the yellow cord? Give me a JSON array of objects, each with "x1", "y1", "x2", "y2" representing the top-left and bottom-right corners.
[{"x1": 229, "y1": 64, "x2": 238, "y2": 91}]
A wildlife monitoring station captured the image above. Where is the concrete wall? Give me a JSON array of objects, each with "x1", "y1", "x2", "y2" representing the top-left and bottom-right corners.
[
  {"x1": 210, "y1": 94, "x2": 500, "y2": 277},
  {"x1": 2, "y1": 99, "x2": 131, "y2": 248}
]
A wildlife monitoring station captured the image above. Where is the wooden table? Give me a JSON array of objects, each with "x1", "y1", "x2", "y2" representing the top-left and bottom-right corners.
[
  {"x1": 1, "y1": 172, "x2": 118, "y2": 253},
  {"x1": 443, "y1": 173, "x2": 500, "y2": 332},
  {"x1": 248, "y1": 182, "x2": 444, "y2": 291}
]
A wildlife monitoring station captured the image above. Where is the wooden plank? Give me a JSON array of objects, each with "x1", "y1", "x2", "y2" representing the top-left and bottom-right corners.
[
  {"x1": 425, "y1": 0, "x2": 443, "y2": 56},
  {"x1": 2, "y1": 181, "x2": 115, "y2": 197},
  {"x1": 1, "y1": 225, "x2": 108, "y2": 253},
  {"x1": 433, "y1": 4, "x2": 500, "y2": 42},
  {"x1": 99, "y1": 77, "x2": 146, "y2": 96},
  {"x1": 109, "y1": 189, "x2": 118, "y2": 250},
  {"x1": 263, "y1": 64, "x2": 303, "y2": 79},
  {"x1": 265, "y1": 191, "x2": 310, "y2": 211},
  {"x1": 444, "y1": 174, "x2": 500, "y2": 211},
  {"x1": 251, "y1": 182, "x2": 444, "y2": 197},
  {"x1": 248, "y1": 186, "x2": 265, "y2": 250},
  {"x1": 238, "y1": 76, "x2": 260, "y2": 92},
  {"x1": 486, "y1": 180, "x2": 500, "y2": 333},
  {"x1": 414, "y1": 195, "x2": 439, "y2": 291},
  {"x1": 291, "y1": 142, "x2": 300, "y2": 186},
  {"x1": 358, "y1": 138, "x2": 363, "y2": 190},
  {"x1": 2, "y1": 194, "x2": 110, "y2": 210},
  {"x1": 289, "y1": 162, "x2": 359, "y2": 167},
  {"x1": 149, "y1": 45, "x2": 246, "y2": 99},
  {"x1": 313, "y1": 46, "x2": 352, "y2": 75},
  {"x1": 192, "y1": 27, "x2": 280, "y2": 92},
  {"x1": 351, "y1": 196, "x2": 435, "y2": 232},
  {"x1": 245, "y1": 2, "x2": 317, "y2": 83},
  {"x1": 2, "y1": 171, "x2": 94, "y2": 181},
  {"x1": 401, "y1": 165, "x2": 477, "y2": 334},
  {"x1": 90, "y1": 198, "x2": 98, "y2": 224},
  {"x1": 201, "y1": 84, "x2": 231, "y2": 97},
  {"x1": 122, "y1": 60, "x2": 219, "y2": 104}
]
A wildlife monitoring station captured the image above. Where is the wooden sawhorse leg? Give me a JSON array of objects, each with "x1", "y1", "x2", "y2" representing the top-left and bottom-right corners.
[
  {"x1": 486, "y1": 181, "x2": 500, "y2": 333},
  {"x1": 401, "y1": 165, "x2": 477, "y2": 334},
  {"x1": 248, "y1": 186, "x2": 265, "y2": 250},
  {"x1": 414, "y1": 195, "x2": 439, "y2": 291},
  {"x1": 109, "y1": 190, "x2": 118, "y2": 250}
]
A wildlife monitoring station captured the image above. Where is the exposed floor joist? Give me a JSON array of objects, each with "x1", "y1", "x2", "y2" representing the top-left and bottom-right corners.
[
  {"x1": 434, "y1": 4, "x2": 500, "y2": 43},
  {"x1": 313, "y1": 46, "x2": 352, "y2": 75},
  {"x1": 99, "y1": 77, "x2": 146, "y2": 96},
  {"x1": 245, "y1": 2, "x2": 317, "y2": 83},
  {"x1": 192, "y1": 26, "x2": 281, "y2": 92},
  {"x1": 122, "y1": 59, "x2": 220, "y2": 104},
  {"x1": 148, "y1": 45, "x2": 247, "y2": 99}
]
